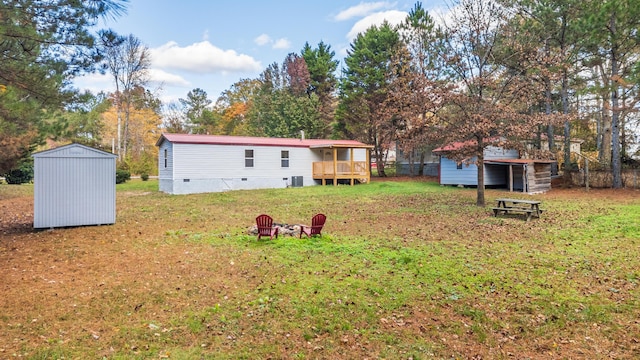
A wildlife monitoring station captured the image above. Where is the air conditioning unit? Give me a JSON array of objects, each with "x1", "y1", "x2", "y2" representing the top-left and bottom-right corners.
[{"x1": 291, "y1": 176, "x2": 303, "y2": 187}]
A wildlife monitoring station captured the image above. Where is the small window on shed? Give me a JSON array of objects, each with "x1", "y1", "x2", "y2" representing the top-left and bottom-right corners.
[
  {"x1": 245, "y1": 149, "x2": 254, "y2": 167},
  {"x1": 281, "y1": 150, "x2": 289, "y2": 168},
  {"x1": 456, "y1": 162, "x2": 463, "y2": 170},
  {"x1": 164, "y1": 149, "x2": 168, "y2": 168}
]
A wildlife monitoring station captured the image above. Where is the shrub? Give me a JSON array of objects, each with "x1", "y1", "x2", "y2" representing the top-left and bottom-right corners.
[
  {"x1": 116, "y1": 169, "x2": 131, "y2": 184},
  {"x1": 141, "y1": 172, "x2": 149, "y2": 181},
  {"x1": 4, "y1": 162, "x2": 34, "y2": 184}
]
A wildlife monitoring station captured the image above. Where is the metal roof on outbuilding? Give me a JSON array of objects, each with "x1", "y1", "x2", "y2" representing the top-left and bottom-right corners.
[{"x1": 32, "y1": 143, "x2": 118, "y2": 159}]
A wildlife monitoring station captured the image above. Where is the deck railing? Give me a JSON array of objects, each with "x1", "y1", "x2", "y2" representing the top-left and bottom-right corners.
[{"x1": 312, "y1": 161, "x2": 368, "y2": 177}]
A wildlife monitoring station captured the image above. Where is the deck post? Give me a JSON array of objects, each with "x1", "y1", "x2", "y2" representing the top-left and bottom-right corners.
[
  {"x1": 509, "y1": 164, "x2": 513, "y2": 192},
  {"x1": 333, "y1": 148, "x2": 338, "y2": 186},
  {"x1": 366, "y1": 149, "x2": 371, "y2": 183},
  {"x1": 350, "y1": 148, "x2": 354, "y2": 186}
]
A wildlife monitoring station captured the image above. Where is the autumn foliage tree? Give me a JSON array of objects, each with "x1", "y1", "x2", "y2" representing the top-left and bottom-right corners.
[
  {"x1": 101, "y1": 87, "x2": 162, "y2": 175},
  {"x1": 215, "y1": 78, "x2": 261, "y2": 135},
  {"x1": 100, "y1": 32, "x2": 151, "y2": 161},
  {"x1": 433, "y1": 0, "x2": 561, "y2": 206}
]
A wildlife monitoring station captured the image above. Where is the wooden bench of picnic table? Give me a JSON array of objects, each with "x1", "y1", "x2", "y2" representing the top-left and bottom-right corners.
[{"x1": 492, "y1": 198, "x2": 543, "y2": 221}]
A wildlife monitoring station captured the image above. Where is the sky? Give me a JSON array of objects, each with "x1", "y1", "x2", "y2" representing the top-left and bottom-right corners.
[{"x1": 75, "y1": 0, "x2": 448, "y2": 105}]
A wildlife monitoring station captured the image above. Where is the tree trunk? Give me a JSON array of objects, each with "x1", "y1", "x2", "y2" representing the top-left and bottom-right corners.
[
  {"x1": 374, "y1": 145, "x2": 387, "y2": 177},
  {"x1": 418, "y1": 150, "x2": 425, "y2": 176},
  {"x1": 562, "y1": 71, "x2": 571, "y2": 181},
  {"x1": 545, "y1": 77, "x2": 558, "y2": 176},
  {"x1": 115, "y1": 89, "x2": 122, "y2": 161},
  {"x1": 610, "y1": 14, "x2": 622, "y2": 189},
  {"x1": 408, "y1": 151, "x2": 415, "y2": 176},
  {"x1": 476, "y1": 139, "x2": 485, "y2": 207},
  {"x1": 601, "y1": 108, "x2": 613, "y2": 166},
  {"x1": 123, "y1": 99, "x2": 130, "y2": 160}
]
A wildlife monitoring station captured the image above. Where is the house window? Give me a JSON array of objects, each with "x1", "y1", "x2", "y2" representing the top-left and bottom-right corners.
[
  {"x1": 281, "y1": 150, "x2": 289, "y2": 168},
  {"x1": 245, "y1": 149, "x2": 254, "y2": 167},
  {"x1": 456, "y1": 162, "x2": 463, "y2": 170},
  {"x1": 164, "y1": 149, "x2": 168, "y2": 168}
]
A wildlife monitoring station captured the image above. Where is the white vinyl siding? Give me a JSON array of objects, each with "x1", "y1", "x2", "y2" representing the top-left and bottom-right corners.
[
  {"x1": 158, "y1": 141, "x2": 174, "y2": 193},
  {"x1": 165, "y1": 144, "x2": 320, "y2": 194}
]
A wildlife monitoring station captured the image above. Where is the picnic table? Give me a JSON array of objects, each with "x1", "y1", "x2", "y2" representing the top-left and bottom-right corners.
[{"x1": 492, "y1": 198, "x2": 543, "y2": 221}]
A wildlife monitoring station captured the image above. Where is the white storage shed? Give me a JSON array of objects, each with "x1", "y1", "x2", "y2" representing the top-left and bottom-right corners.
[{"x1": 32, "y1": 143, "x2": 117, "y2": 228}]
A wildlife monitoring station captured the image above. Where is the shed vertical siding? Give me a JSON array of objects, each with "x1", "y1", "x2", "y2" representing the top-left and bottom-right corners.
[{"x1": 33, "y1": 144, "x2": 116, "y2": 228}]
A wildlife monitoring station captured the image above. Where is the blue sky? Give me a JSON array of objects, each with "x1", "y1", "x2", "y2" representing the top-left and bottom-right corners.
[{"x1": 76, "y1": 1, "x2": 448, "y2": 104}]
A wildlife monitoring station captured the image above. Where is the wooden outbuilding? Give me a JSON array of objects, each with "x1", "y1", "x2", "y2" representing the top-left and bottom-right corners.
[
  {"x1": 32, "y1": 143, "x2": 117, "y2": 228},
  {"x1": 434, "y1": 143, "x2": 555, "y2": 194},
  {"x1": 483, "y1": 158, "x2": 554, "y2": 194}
]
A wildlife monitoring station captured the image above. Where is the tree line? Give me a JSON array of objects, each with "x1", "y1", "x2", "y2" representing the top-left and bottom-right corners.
[{"x1": 1, "y1": 0, "x2": 639, "y2": 204}]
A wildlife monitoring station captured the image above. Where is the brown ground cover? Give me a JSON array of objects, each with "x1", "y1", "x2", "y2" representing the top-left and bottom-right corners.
[{"x1": 1, "y1": 179, "x2": 638, "y2": 359}]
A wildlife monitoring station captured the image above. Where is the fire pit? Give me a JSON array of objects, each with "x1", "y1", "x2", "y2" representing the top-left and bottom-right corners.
[{"x1": 248, "y1": 223, "x2": 301, "y2": 237}]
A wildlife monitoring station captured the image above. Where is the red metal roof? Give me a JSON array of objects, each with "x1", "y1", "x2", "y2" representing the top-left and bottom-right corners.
[
  {"x1": 433, "y1": 140, "x2": 475, "y2": 153},
  {"x1": 433, "y1": 138, "x2": 502, "y2": 153},
  {"x1": 156, "y1": 133, "x2": 372, "y2": 148}
]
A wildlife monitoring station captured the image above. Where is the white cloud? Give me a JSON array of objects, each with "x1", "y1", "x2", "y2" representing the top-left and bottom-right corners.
[
  {"x1": 148, "y1": 68, "x2": 190, "y2": 87},
  {"x1": 273, "y1": 38, "x2": 291, "y2": 49},
  {"x1": 150, "y1": 41, "x2": 262, "y2": 74},
  {"x1": 254, "y1": 34, "x2": 271, "y2": 46},
  {"x1": 334, "y1": 1, "x2": 395, "y2": 21},
  {"x1": 255, "y1": 34, "x2": 291, "y2": 50},
  {"x1": 346, "y1": 10, "x2": 408, "y2": 40},
  {"x1": 72, "y1": 72, "x2": 113, "y2": 94}
]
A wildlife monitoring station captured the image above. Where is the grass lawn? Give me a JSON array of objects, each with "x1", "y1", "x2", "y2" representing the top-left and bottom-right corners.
[{"x1": 1, "y1": 179, "x2": 639, "y2": 359}]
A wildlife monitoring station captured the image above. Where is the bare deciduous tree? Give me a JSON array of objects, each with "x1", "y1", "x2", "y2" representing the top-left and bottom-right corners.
[{"x1": 100, "y1": 32, "x2": 151, "y2": 160}]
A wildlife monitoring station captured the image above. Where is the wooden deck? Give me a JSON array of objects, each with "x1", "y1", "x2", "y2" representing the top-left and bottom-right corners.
[{"x1": 313, "y1": 161, "x2": 370, "y2": 185}]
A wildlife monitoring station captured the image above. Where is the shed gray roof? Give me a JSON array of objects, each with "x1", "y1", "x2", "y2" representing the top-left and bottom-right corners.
[{"x1": 32, "y1": 143, "x2": 117, "y2": 159}]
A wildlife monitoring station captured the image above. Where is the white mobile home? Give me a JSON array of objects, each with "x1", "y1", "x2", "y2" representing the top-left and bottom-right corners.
[
  {"x1": 156, "y1": 134, "x2": 373, "y2": 195},
  {"x1": 32, "y1": 143, "x2": 117, "y2": 228}
]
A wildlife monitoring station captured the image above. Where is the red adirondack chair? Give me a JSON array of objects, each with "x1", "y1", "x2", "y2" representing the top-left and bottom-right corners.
[
  {"x1": 256, "y1": 214, "x2": 278, "y2": 240},
  {"x1": 300, "y1": 213, "x2": 326, "y2": 238}
]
